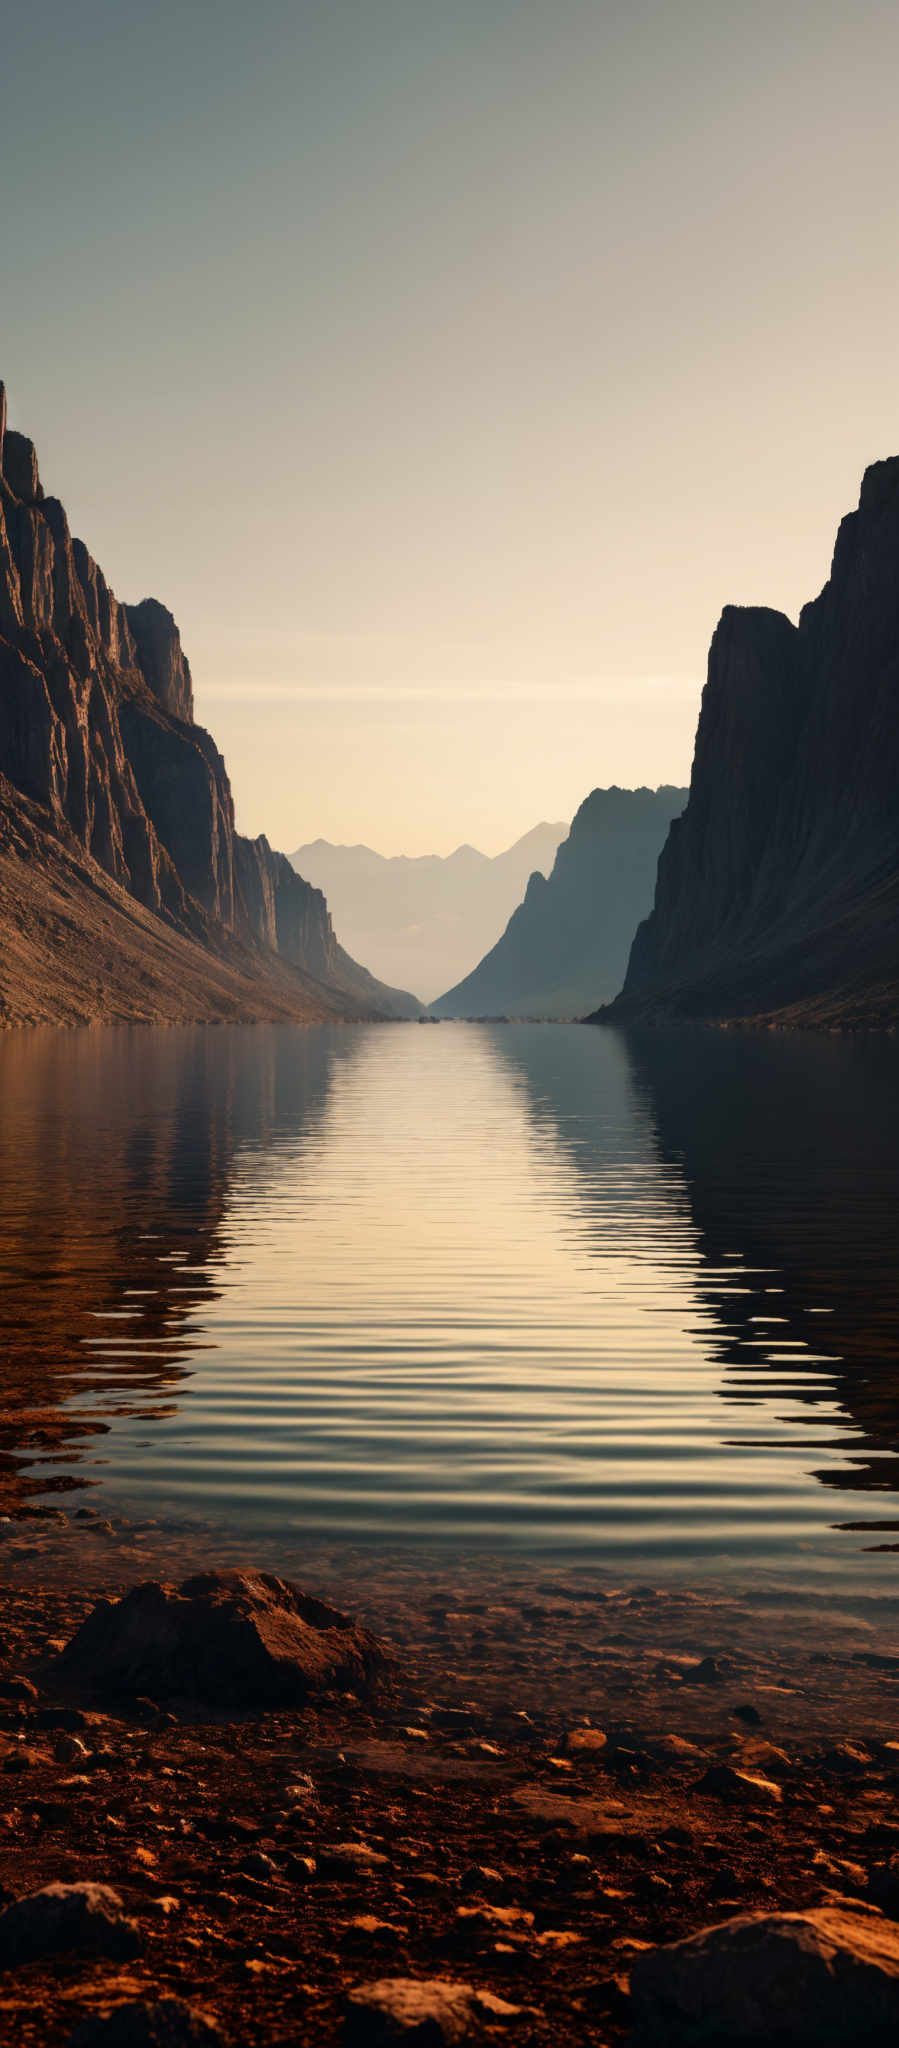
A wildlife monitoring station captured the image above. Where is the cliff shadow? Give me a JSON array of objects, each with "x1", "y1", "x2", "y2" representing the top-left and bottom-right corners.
[
  {"x1": 491, "y1": 1021, "x2": 899, "y2": 1546},
  {"x1": 0, "y1": 1023, "x2": 357, "y2": 1511}
]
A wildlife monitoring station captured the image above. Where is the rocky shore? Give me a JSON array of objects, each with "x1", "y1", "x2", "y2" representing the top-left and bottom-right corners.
[{"x1": 2, "y1": 1518, "x2": 899, "y2": 2043}]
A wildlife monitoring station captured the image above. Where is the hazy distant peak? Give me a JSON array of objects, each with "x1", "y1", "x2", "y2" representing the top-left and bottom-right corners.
[
  {"x1": 291, "y1": 824, "x2": 567, "y2": 870},
  {"x1": 290, "y1": 819, "x2": 568, "y2": 1003}
]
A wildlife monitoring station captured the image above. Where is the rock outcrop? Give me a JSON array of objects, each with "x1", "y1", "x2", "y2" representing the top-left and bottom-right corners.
[
  {"x1": 630, "y1": 1906, "x2": 899, "y2": 2044},
  {"x1": 0, "y1": 1883, "x2": 142, "y2": 1967},
  {"x1": 432, "y1": 787, "x2": 686, "y2": 1018},
  {"x1": 601, "y1": 461, "x2": 899, "y2": 1027},
  {"x1": 51, "y1": 1568, "x2": 393, "y2": 1706},
  {"x1": 0, "y1": 381, "x2": 420, "y2": 1024}
]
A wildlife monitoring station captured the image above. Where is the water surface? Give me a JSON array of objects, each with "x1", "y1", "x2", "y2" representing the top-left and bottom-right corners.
[{"x1": 1, "y1": 1021, "x2": 898, "y2": 1590}]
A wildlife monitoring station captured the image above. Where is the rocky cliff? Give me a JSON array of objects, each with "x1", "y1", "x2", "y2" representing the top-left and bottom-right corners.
[
  {"x1": 431, "y1": 786, "x2": 686, "y2": 1018},
  {"x1": 600, "y1": 460, "x2": 899, "y2": 1027},
  {"x1": 0, "y1": 383, "x2": 420, "y2": 1024}
]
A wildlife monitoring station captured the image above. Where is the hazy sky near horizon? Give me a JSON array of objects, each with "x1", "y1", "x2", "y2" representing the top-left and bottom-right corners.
[{"x1": 3, "y1": 1, "x2": 899, "y2": 855}]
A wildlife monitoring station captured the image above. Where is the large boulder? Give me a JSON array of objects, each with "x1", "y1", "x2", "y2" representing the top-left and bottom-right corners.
[
  {"x1": 0, "y1": 1883, "x2": 141, "y2": 1967},
  {"x1": 630, "y1": 1905, "x2": 899, "y2": 2044},
  {"x1": 51, "y1": 1568, "x2": 393, "y2": 1708}
]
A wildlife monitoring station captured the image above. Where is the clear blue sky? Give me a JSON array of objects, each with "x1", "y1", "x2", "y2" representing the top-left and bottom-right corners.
[{"x1": 4, "y1": 1, "x2": 899, "y2": 852}]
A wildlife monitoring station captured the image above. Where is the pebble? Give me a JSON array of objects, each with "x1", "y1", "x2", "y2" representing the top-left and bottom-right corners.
[
  {"x1": 344, "y1": 1976, "x2": 522, "y2": 2044},
  {"x1": 694, "y1": 1764, "x2": 783, "y2": 1806},
  {"x1": 565, "y1": 1727, "x2": 608, "y2": 1755},
  {"x1": 319, "y1": 1843, "x2": 391, "y2": 1877},
  {"x1": 54, "y1": 1733, "x2": 88, "y2": 1765}
]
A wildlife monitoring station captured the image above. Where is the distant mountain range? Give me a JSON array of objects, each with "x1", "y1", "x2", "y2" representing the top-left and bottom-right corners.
[
  {"x1": 432, "y1": 786, "x2": 686, "y2": 1018},
  {"x1": 601, "y1": 457, "x2": 899, "y2": 1028},
  {"x1": 290, "y1": 824, "x2": 566, "y2": 1003}
]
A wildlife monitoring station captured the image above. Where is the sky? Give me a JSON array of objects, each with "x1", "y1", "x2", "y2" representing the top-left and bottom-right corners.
[{"x1": 3, "y1": 0, "x2": 899, "y2": 855}]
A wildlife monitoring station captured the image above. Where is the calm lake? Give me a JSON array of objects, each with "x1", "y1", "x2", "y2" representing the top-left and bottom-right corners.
[{"x1": 2, "y1": 1021, "x2": 898, "y2": 1591}]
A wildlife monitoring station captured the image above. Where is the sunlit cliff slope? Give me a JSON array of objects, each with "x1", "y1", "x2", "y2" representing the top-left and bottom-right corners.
[{"x1": 0, "y1": 383, "x2": 420, "y2": 1025}]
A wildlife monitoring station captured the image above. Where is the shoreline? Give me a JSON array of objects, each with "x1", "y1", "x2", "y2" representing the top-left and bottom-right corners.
[{"x1": 4, "y1": 1516, "x2": 899, "y2": 2044}]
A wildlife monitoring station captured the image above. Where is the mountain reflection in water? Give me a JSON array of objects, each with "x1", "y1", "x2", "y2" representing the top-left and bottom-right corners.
[
  {"x1": 0, "y1": 1027, "x2": 341, "y2": 1506},
  {"x1": 0, "y1": 1021, "x2": 897, "y2": 1584},
  {"x1": 623, "y1": 1027, "x2": 899, "y2": 1531}
]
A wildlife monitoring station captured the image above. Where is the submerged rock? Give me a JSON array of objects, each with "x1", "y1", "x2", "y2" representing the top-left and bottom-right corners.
[
  {"x1": 51, "y1": 1568, "x2": 394, "y2": 1707},
  {"x1": 630, "y1": 1905, "x2": 899, "y2": 2043}
]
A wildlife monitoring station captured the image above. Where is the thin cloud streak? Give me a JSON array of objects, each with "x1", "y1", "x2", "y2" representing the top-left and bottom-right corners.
[{"x1": 199, "y1": 675, "x2": 699, "y2": 705}]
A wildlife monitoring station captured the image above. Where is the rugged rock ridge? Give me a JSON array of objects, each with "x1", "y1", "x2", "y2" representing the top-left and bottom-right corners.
[
  {"x1": 601, "y1": 459, "x2": 899, "y2": 1026},
  {"x1": 431, "y1": 786, "x2": 686, "y2": 1018},
  {"x1": 0, "y1": 383, "x2": 420, "y2": 1022}
]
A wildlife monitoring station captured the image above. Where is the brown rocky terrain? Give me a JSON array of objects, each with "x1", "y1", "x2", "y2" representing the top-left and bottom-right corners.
[
  {"x1": 0, "y1": 384, "x2": 420, "y2": 1027},
  {"x1": 0, "y1": 777, "x2": 381, "y2": 1028},
  {"x1": 598, "y1": 459, "x2": 899, "y2": 1029},
  {"x1": 2, "y1": 1524, "x2": 899, "y2": 2043}
]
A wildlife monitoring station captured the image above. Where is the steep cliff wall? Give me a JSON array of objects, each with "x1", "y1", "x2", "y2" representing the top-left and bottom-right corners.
[
  {"x1": 601, "y1": 460, "x2": 899, "y2": 1027},
  {"x1": 0, "y1": 383, "x2": 420, "y2": 1023},
  {"x1": 432, "y1": 787, "x2": 686, "y2": 1018}
]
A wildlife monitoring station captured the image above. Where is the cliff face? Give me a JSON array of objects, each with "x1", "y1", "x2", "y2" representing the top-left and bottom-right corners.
[
  {"x1": 431, "y1": 786, "x2": 686, "y2": 1018},
  {"x1": 0, "y1": 384, "x2": 420, "y2": 1024},
  {"x1": 603, "y1": 460, "x2": 899, "y2": 1026}
]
